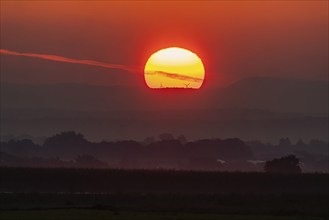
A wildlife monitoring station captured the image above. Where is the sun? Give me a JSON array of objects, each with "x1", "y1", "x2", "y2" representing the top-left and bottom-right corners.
[{"x1": 144, "y1": 47, "x2": 205, "y2": 89}]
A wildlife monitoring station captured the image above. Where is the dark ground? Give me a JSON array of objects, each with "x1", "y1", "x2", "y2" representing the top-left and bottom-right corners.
[{"x1": 0, "y1": 167, "x2": 328, "y2": 219}]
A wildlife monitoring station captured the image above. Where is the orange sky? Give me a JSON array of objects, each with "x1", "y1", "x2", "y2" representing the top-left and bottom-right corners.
[{"x1": 1, "y1": 1, "x2": 328, "y2": 86}]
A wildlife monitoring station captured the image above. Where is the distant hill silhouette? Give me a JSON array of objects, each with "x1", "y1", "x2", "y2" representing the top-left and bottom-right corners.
[
  {"x1": 1, "y1": 77, "x2": 327, "y2": 114},
  {"x1": 220, "y1": 77, "x2": 328, "y2": 114},
  {"x1": 1, "y1": 77, "x2": 328, "y2": 142}
]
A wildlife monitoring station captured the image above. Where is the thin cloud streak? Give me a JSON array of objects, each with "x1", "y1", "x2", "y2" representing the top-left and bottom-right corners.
[
  {"x1": 0, "y1": 49, "x2": 138, "y2": 73},
  {"x1": 145, "y1": 71, "x2": 203, "y2": 82},
  {"x1": 1, "y1": 49, "x2": 203, "y2": 82}
]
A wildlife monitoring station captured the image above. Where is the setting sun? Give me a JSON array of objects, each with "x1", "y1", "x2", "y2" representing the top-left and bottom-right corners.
[{"x1": 144, "y1": 47, "x2": 205, "y2": 89}]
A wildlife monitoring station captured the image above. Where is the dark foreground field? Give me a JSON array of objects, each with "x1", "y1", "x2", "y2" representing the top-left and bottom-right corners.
[
  {"x1": 0, "y1": 167, "x2": 328, "y2": 219},
  {"x1": 1, "y1": 210, "x2": 327, "y2": 220}
]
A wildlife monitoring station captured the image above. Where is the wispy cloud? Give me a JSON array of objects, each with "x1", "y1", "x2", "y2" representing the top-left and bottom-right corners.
[
  {"x1": 0, "y1": 49, "x2": 138, "y2": 73},
  {"x1": 1, "y1": 49, "x2": 203, "y2": 82},
  {"x1": 145, "y1": 70, "x2": 203, "y2": 82}
]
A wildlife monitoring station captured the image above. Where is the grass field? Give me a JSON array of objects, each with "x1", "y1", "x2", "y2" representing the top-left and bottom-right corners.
[
  {"x1": 0, "y1": 167, "x2": 328, "y2": 219},
  {"x1": 1, "y1": 167, "x2": 328, "y2": 194},
  {"x1": 0, "y1": 210, "x2": 326, "y2": 220}
]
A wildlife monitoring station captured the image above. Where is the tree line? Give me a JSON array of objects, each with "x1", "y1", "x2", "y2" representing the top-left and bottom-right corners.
[{"x1": 1, "y1": 131, "x2": 328, "y2": 172}]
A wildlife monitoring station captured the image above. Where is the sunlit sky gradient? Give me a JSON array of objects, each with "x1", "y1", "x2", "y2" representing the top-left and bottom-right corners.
[{"x1": 0, "y1": 1, "x2": 328, "y2": 87}]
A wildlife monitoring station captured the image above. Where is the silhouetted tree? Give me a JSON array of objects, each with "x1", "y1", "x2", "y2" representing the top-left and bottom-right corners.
[
  {"x1": 295, "y1": 139, "x2": 306, "y2": 148},
  {"x1": 264, "y1": 155, "x2": 301, "y2": 174},
  {"x1": 177, "y1": 135, "x2": 187, "y2": 145},
  {"x1": 4, "y1": 139, "x2": 39, "y2": 157},
  {"x1": 279, "y1": 137, "x2": 292, "y2": 147},
  {"x1": 43, "y1": 131, "x2": 87, "y2": 148},
  {"x1": 158, "y1": 133, "x2": 174, "y2": 141},
  {"x1": 43, "y1": 131, "x2": 89, "y2": 159},
  {"x1": 143, "y1": 136, "x2": 155, "y2": 145}
]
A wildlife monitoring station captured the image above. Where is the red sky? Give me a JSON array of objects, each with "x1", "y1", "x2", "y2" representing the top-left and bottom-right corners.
[{"x1": 0, "y1": 1, "x2": 328, "y2": 87}]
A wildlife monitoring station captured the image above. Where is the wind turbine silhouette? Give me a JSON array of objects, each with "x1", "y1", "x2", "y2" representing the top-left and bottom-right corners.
[{"x1": 183, "y1": 83, "x2": 190, "y2": 88}]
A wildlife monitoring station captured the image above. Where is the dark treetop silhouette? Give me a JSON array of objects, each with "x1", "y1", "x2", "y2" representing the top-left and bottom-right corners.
[{"x1": 1, "y1": 131, "x2": 328, "y2": 172}]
